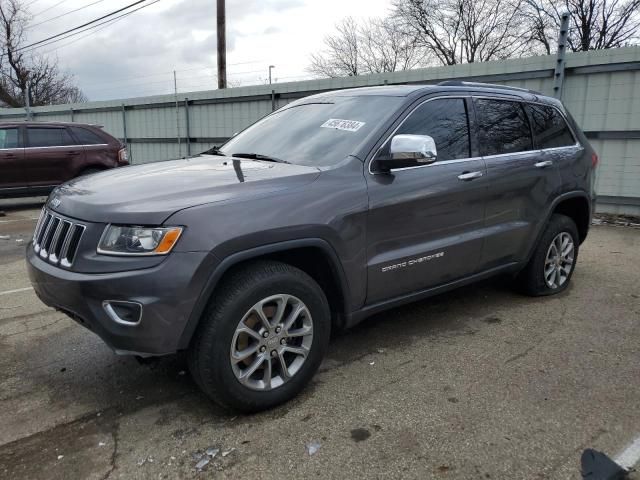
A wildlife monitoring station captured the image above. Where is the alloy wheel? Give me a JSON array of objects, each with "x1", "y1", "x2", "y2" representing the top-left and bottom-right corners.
[
  {"x1": 544, "y1": 232, "x2": 575, "y2": 289},
  {"x1": 230, "y1": 294, "x2": 313, "y2": 391}
]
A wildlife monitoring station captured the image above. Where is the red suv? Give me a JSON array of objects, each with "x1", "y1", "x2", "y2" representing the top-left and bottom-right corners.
[{"x1": 0, "y1": 122, "x2": 129, "y2": 198}]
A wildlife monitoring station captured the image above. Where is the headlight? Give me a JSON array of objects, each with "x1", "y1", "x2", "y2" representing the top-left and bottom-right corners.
[{"x1": 97, "y1": 225, "x2": 183, "y2": 256}]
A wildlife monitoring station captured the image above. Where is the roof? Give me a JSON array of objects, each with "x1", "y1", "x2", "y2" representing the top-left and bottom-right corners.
[
  {"x1": 0, "y1": 121, "x2": 103, "y2": 127},
  {"x1": 299, "y1": 81, "x2": 558, "y2": 106}
]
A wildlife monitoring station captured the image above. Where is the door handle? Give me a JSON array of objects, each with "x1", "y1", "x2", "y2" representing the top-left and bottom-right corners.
[
  {"x1": 535, "y1": 160, "x2": 553, "y2": 168},
  {"x1": 66, "y1": 151, "x2": 80, "y2": 156},
  {"x1": 458, "y1": 171, "x2": 483, "y2": 181}
]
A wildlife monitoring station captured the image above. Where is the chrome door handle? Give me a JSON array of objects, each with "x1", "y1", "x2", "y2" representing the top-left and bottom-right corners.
[
  {"x1": 535, "y1": 160, "x2": 553, "y2": 168},
  {"x1": 458, "y1": 171, "x2": 483, "y2": 181}
]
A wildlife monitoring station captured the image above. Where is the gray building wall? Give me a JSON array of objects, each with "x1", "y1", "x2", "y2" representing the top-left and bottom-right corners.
[{"x1": 1, "y1": 47, "x2": 639, "y2": 214}]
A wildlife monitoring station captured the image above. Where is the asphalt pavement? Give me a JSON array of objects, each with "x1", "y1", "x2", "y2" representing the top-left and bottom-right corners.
[{"x1": 0, "y1": 199, "x2": 638, "y2": 479}]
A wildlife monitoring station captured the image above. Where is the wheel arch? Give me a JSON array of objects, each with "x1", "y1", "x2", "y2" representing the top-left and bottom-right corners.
[
  {"x1": 551, "y1": 194, "x2": 592, "y2": 243},
  {"x1": 521, "y1": 191, "x2": 592, "y2": 269},
  {"x1": 178, "y1": 239, "x2": 351, "y2": 350}
]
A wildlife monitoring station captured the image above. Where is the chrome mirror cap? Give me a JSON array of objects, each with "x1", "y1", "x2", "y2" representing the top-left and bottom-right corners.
[{"x1": 390, "y1": 134, "x2": 438, "y2": 163}]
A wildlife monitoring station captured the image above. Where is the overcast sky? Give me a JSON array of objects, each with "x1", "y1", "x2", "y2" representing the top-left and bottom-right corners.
[{"x1": 22, "y1": 0, "x2": 393, "y2": 101}]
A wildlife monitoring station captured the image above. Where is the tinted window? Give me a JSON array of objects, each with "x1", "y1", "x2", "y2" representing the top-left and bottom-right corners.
[
  {"x1": 27, "y1": 128, "x2": 75, "y2": 148},
  {"x1": 527, "y1": 104, "x2": 575, "y2": 149},
  {"x1": 391, "y1": 98, "x2": 470, "y2": 161},
  {"x1": 0, "y1": 128, "x2": 19, "y2": 149},
  {"x1": 475, "y1": 99, "x2": 532, "y2": 156},
  {"x1": 220, "y1": 96, "x2": 403, "y2": 166},
  {"x1": 70, "y1": 126, "x2": 106, "y2": 145}
]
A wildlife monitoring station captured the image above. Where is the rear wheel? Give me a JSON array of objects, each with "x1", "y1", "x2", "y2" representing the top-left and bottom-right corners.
[
  {"x1": 188, "y1": 260, "x2": 330, "y2": 412},
  {"x1": 516, "y1": 214, "x2": 579, "y2": 296}
]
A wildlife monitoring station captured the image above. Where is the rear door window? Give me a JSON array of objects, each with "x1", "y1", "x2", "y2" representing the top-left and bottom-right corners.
[
  {"x1": 527, "y1": 104, "x2": 575, "y2": 149},
  {"x1": 0, "y1": 128, "x2": 20, "y2": 149},
  {"x1": 70, "y1": 126, "x2": 107, "y2": 145},
  {"x1": 474, "y1": 99, "x2": 533, "y2": 156},
  {"x1": 392, "y1": 97, "x2": 471, "y2": 161},
  {"x1": 27, "y1": 127, "x2": 75, "y2": 148}
]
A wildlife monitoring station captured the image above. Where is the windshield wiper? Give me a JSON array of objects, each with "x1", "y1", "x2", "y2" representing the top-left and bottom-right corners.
[
  {"x1": 231, "y1": 152, "x2": 290, "y2": 164},
  {"x1": 201, "y1": 146, "x2": 226, "y2": 156}
]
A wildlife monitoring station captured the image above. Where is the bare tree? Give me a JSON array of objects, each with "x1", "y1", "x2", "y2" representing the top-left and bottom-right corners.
[
  {"x1": 392, "y1": 0, "x2": 529, "y2": 65},
  {"x1": 521, "y1": 0, "x2": 556, "y2": 54},
  {"x1": 308, "y1": 16, "x2": 428, "y2": 77},
  {"x1": 358, "y1": 17, "x2": 427, "y2": 73},
  {"x1": 523, "y1": 0, "x2": 640, "y2": 53},
  {"x1": 0, "y1": 0, "x2": 87, "y2": 108},
  {"x1": 309, "y1": 17, "x2": 360, "y2": 77}
]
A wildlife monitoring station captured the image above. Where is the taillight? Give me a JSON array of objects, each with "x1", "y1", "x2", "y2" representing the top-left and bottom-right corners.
[
  {"x1": 591, "y1": 153, "x2": 599, "y2": 168},
  {"x1": 118, "y1": 147, "x2": 129, "y2": 164}
]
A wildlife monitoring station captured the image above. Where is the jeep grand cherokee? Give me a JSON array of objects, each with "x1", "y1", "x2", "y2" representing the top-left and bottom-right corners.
[{"x1": 26, "y1": 82, "x2": 597, "y2": 412}]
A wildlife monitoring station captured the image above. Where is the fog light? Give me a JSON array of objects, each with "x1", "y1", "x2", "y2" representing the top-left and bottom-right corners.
[{"x1": 103, "y1": 300, "x2": 142, "y2": 326}]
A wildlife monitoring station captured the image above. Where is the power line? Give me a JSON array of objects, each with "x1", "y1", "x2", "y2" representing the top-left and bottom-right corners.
[
  {"x1": 39, "y1": 2, "x2": 156, "y2": 55},
  {"x1": 78, "y1": 62, "x2": 262, "y2": 89},
  {"x1": 85, "y1": 71, "x2": 313, "y2": 100},
  {"x1": 27, "y1": 0, "x2": 108, "y2": 30},
  {"x1": 84, "y1": 69, "x2": 263, "y2": 95},
  {"x1": 20, "y1": 0, "x2": 160, "y2": 54},
  {"x1": 17, "y1": 0, "x2": 151, "y2": 52},
  {"x1": 32, "y1": 0, "x2": 71, "y2": 18}
]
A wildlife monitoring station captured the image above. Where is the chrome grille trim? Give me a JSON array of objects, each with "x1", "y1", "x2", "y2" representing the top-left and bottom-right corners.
[
  {"x1": 32, "y1": 208, "x2": 86, "y2": 268},
  {"x1": 32, "y1": 208, "x2": 45, "y2": 242}
]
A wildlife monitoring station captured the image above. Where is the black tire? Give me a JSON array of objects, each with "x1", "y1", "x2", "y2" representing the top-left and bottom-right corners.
[
  {"x1": 188, "y1": 260, "x2": 331, "y2": 413},
  {"x1": 516, "y1": 214, "x2": 579, "y2": 296}
]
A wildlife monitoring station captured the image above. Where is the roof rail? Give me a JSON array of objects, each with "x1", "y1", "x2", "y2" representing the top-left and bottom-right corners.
[
  {"x1": 11, "y1": 120, "x2": 105, "y2": 128},
  {"x1": 437, "y1": 80, "x2": 541, "y2": 95}
]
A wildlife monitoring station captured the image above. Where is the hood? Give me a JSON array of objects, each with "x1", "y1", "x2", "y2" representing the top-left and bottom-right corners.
[{"x1": 49, "y1": 155, "x2": 321, "y2": 224}]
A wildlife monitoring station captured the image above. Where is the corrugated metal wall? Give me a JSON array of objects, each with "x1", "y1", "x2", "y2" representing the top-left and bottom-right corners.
[{"x1": 1, "y1": 47, "x2": 639, "y2": 214}]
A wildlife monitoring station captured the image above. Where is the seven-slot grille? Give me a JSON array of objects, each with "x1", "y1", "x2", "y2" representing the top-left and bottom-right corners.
[{"x1": 33, "y1": 208, "x2": 86, "y2": 268}]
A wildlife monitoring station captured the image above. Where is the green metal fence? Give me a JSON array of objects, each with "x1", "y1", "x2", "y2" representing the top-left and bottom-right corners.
[{"x1": 1, "y1": 47, "x2": 639, "y2": 214}]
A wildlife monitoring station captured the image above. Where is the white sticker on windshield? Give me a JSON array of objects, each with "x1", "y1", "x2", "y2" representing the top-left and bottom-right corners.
[{"x1": 321, "y1": 118, "x2": 365, "y2": 132}]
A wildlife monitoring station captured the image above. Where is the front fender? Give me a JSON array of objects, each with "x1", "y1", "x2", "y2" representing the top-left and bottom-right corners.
[{"x1": 176, "y1": 238, "x2": 351, "y2": 350}]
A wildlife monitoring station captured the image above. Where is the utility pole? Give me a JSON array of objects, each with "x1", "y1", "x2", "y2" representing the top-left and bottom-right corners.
[
  {"x1": 216, "y1": 0, "x2": 227, "y2": 89},
  {"x1": 24, "y1": 71, "x2": 32, "y2": 120},
  {"x1": 25, "y1": 84, "x2": 32, "y2": 120},
  {"x1": 269, "y1": 65, "x2": 275, "y2": 85}
]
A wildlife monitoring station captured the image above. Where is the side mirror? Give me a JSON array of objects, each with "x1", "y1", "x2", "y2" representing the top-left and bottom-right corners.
[{"x1": 373, "y1": 134, "x2": 438, "y2": 173}]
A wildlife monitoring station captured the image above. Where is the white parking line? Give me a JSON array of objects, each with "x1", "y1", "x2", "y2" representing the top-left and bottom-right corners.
[
  {"x1": 615, "y1": 434, "x2": 640, "y2": 469},
  {"x1": 0, "y1": 287, "x2": 33, "y2": 296}
]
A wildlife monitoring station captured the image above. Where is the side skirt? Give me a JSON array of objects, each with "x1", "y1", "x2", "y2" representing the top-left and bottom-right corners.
[{"x1": 345, "y1": 262, "x2": 520, "y2": 328}]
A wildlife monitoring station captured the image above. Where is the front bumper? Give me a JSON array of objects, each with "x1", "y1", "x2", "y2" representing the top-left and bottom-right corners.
[{"x1": 27, "y1": 245, "x2": 212, "y2": 356}]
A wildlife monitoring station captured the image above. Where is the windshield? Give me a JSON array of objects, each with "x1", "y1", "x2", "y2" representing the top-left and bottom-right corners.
[{"x1": 218, "y1": 95, "x2": 403, "y2": 166}]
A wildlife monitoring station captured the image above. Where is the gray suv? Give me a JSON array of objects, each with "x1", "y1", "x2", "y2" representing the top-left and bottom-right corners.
[{"x1": 26, "y1": 82, "x2": 597, "y2": 412}]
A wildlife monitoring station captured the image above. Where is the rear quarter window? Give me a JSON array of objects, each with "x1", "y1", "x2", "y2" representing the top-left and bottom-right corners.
[
  {"x1": 526, "y1": 104, "x2": 576, "y2": 149},
  {"x1": 70, "y1": 126, "x2": 108, "y2": 145}
]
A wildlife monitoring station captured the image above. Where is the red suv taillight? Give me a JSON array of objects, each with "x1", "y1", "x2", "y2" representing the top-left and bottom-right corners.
[
  {"x1": 592, "y1": 153, "x2": 599, "y2": 169},
  {"x1": 118, "y1": 147, "x2": 129, "y2": 164}
]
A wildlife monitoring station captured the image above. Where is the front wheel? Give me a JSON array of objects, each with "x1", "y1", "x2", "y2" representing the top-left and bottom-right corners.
[
  {"x1": 516, "y1": 214, "x2": 579, "y2": 296},
  {"x1": 188, "y1": 260, "x2": 331, "y2": 412}
]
